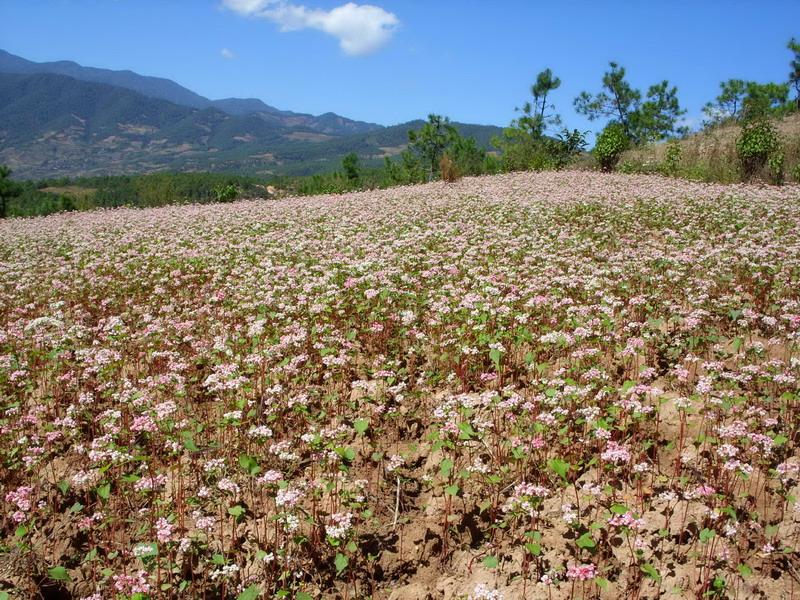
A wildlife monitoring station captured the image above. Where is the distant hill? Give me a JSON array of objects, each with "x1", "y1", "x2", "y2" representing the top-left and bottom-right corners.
[
  {"x1": 0, "y1": 71, "x2": 502, "y2": 179},
  {"x1": 0, "y1": 49, "x2": 382, "y2": 137},
  {"x1": 0, "y1": 49, "x2": 213, "y2": 109}
]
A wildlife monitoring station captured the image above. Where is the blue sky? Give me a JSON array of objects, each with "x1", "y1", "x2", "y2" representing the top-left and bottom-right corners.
[{"x1": 1, "y1": 0, "x2": 798, "y2": 136}]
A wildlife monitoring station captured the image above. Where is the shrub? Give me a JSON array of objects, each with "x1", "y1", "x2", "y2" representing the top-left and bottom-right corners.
[
  {"x1": 736, "y1": 119, "x2": 782, "y2": 182},
  {"x1": 448, "y1": 136, "x2": 486, "y2": 177},
  {"x1": 439, "y1": 154, "x2": 460, "y2": 183},
  {"x1": 768, "y1": 150, "x2": 785, "y2": 185},
  {"x1": 661, "y1": 139, "x2": 682, "y2": 176},
  {"x1": 342, "y1": 153, "x2": 361, "y2": 182},
  {"x1": 792, "y1": 163, "x2": 800, "y2": 183},
  {"x1": 213, "y1": 184, "x2": 238, "y2": 202},
  {"x1": 593, "y1": 123, "x2": 630, "y2": 172}
]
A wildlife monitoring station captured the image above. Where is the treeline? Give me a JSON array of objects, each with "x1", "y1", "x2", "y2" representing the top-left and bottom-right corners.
[
  {"x1": 1, "y1": 37, "x2": 798, "y2": 218},
  {"x1": 0, "y1": 172, "x2": 273, "y2": 218}
]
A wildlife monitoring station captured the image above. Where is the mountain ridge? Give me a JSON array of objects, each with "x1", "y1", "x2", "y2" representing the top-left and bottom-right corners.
[
  {"x1": 0, "y1": 50, "x2": 503, "y2": 180},
  {"x1": 0, "y1": 49, "x2": 382, "y2": 135}
]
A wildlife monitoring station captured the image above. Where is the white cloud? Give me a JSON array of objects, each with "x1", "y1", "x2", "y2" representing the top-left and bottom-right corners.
[
  {"x1": 221, "y1": 48, "x2": 237, "y2": 59},
  {"x1": 222, "y1": 0, "x2": 399, "y2": 57}
]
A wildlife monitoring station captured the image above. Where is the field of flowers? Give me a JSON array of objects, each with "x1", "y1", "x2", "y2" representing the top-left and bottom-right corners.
[{"x1": 2, "y1": 171, "x2": 800, "y2": 600}]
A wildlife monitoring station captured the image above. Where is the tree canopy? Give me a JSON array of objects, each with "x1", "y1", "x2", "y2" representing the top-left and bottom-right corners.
[{"x1": 574, "y1": 62, "x2": 687, "y2": 144}]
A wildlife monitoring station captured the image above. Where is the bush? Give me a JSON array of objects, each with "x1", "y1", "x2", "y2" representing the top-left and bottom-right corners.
[
  {"x1": 594, "y1": 123, "x2": 630, "y2": 171},
  {"x1": 792, "y1": 163, "x2": 800, "y2": 183},
  {"x1": 439, "y1": 154, "x2": 460, "y2": 183},
  {"x1": 213, "y1": 184, "x2": 238, "y2": 202},
  {"x1": 736, "y1": 119, "x2": 782, "y2": 182},
  {"x1": 768, "y1": 150, "x2": 785, "y2": 185},
  {"x1": 661, "y1": 139, "x2": 682, "y2": 176}
]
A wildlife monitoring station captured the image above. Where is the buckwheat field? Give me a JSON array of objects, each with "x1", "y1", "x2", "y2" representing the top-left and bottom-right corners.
[{"x1": 2, "y1": 171, "x2": 800, "y2": 600}]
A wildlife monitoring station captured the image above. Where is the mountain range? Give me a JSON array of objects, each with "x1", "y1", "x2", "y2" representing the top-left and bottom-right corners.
[{"x1": 0, "y1": 50, "x2": 502, "y2": 180}]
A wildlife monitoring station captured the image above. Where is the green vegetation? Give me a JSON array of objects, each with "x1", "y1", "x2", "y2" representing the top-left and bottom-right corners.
[
  {"x1": 4, "y1": 172, "x2": 272, "y2": 217},
  {"x1": 737, "y1": 119, "x2": 784, "y2": 182},
  {"x1": 0, "y1": 165, "x2": 22, "y2": 219},
  {"x1": 790, "y1": 37, "x2": 800, "y2": 109},
  {"x1": 574, "y1": 62, "x2": 687, "y2": 144},
  {"x1": 614, "y1": 37, "x2": 799, "y2": 183},
  {"x1": 407, "y1": 114, "x2": 458, "y2": 180},
  {"x1": 593, "y1": 123, "x2": 630, "y2": 172},
  {"x1": 703, "y1": 80, "x2": 791, "y2": 125},
  {"x1": 494, "y1": 69, "x2": 587, "y2": 172}
]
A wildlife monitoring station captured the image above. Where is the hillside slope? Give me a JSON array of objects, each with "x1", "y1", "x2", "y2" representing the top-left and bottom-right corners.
[
  {"x1": 619, "y1": 113, "x2": 800, "y2": 182},
  {"x1": 0, "y1": 72, "x2": 502, "y2": 179}
]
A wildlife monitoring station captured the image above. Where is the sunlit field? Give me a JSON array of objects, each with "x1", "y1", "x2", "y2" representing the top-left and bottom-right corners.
[{"x1": 2, "y1": 171, "x2": 800, "y2": 599}]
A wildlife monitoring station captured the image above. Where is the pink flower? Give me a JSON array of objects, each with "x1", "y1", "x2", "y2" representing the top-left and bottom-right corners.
[
  {"x1": 601, "y1": 441, "x2": 631, "y2": 464},
  {"x1": 156, "y1": 517, "x2": 174, "y2": 543},
  {"x1": 566, "y1": 562, "x2": 597, "y2": 581}
]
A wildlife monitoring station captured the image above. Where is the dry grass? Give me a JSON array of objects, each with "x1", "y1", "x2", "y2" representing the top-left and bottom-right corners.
[
  {"x1": 620, "y1": 113, "x2": 800, "y2": 183},
  {"x1": 439, "y1": 153, "x2": 460, "y2": 183},
  {"x1": 40, "y1": 186, "x2": 97, "y2": 199}
]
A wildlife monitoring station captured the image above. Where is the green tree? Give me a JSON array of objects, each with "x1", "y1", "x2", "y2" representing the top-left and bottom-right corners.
[
  {"x1": 408, "y1": 114, "x2": 458, "y2": 180},
  {"x1": 741, "y1": 81, "x2": 790, "y2": 121},
  {"x1": 447, "y1": 135, "x2": 486, "y2": 177},
  {"x1": 495, "y1": 68, "x2": 586, "y2": 172},
  {"x1": 0, "y1": 165, "x2": 22, "y2": 219},
  {"x1": 789, "y1": 37, "x2": 800, "y2": 109},
  {"x1": 574, "y1": 62, "x2": 641, "y2": 139},
  {"x1": 517, "y1": 68, "x2": 562, "y2": 138},
  {"x1": 703, "y1": 79, "x2": 748, "y2": 125},
  {"x1": 704, "y1": 79, "x2": 790, "y2": 125},
  {"x1": 341, "y1": 152, "x2": 361, "y2": 182},
  {"x1": 574, "y1": 62, "x2": 686, "y2": 144}
]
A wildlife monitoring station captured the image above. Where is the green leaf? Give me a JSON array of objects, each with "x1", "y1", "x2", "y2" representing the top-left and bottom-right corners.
[
  {"x1": 489, "y1": 348, "x2": 501, "y2": 367},
  {"x1": 547, "y1": 458, "x2": 570, "y2": 481},
  {"x1": 97, "y1": 483, "x2": 111, "y2": 500},
  {"x1": 576, "y1": 532, "x2": 596, "y2": 549},
  {"x1": 57, "y1": 479, "x2": 69, "y2": 494},
  {"x1": 296, "y1": 594, "x2": 313, "y2": 600},
  {"x1": 525, "y1": 542, "x2": 542, "y2": 556},
  {"x1": 181, "y1": 433, "x2": 200, "y2": 452},
  {"x1": 458, "y1": 422, "x2": 476, "y2": 440},
  {"x1": 354, "y1": 418, "x2": 369, "y2": 434},
  {"x1": 737, "y1": 563, "x2": 752, "y2": 578},
  {"x1": 641, "y1": 563, "x2": 661, "y2": 582},
  {"x1": 336, "y1": 447, "x2": 356, "y2": 463},
  {"x1": 334, "y1": 552, "x2": 349, "y2": 575},
  {"x1": 444, "y1": 484, "x2": 460, "y2": 497},
  {"x1": 439, "y1": 457, "x2": 454, "y2": 478},
  {"x1": 237, "y1": 584, "x2": 262, "y2": 600},
  {"x1": 228, "y1": 505, "x2": 246, "y2": 518},
  {"x1": 238, "y1": 454, "x2": 261, "y2": 476},
  {"x1": 48, "y1": 566, "x2": 70, "y2": 581},
  {"x1": 212, "y1": 553, "x2": 226, "y2": 565},
  {"x1": 699, "y1": 528, "x2": 715, "y2": 543},
  {"x1": 610, "y1": 503, "x2": 629, "y2": 515},
  {"x1": 14, "y1": 525, "x2": 27, "y2": 538},
  {"x1": 482, "y1": 555, "x2": 499, "y2": 569}
]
